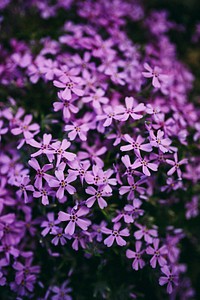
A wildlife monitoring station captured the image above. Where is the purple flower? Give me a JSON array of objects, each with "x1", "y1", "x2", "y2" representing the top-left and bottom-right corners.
[
  {"x1": 149, "y1": 129, "x2": 171, "y2": 153},
  {"x1": 119, "y1": 176, "x2": 145, "y2": 200},
  {"x1": 68, "y1": 159, "x2": 90, "y2": 185},
  {"x1": 64, "y1": 122, "x2": 89, "y2": 141},
  {"x1": 85, "y1": 164, "x2": 104, "y2": 185},
  {"x1": 58, "y1": 206, "x2": 91, "y2": 235},
  {"x1": 102, "y1": 169, "x2": 117, "y2": 193},
  {"x1": 101, "y1": 222, "x2": 130, "y2": 247},
  {"x1": 53, "y1": 94, "x2": 79, "y2": 120},
  {"x1": 142, "y1": 63, "x2": 169, "y2": 88},
  {"x1": 27, "y1": 134, "x2": 53, "y2": 160},
  {"x1": 146, "y1": 238, "x2": 167, "y2": 268},
  {"x1": 49, "y1": 171, "x2": 76, "y2": 200},
  {"x1": 53, "y1": 73, "x2": 84, "y2": 100},
  {"x1": 120, "y1": 134, "x2": 152, "y2": 155},
  {"x1": 33, "y1": 185, "x2": 51, "y2": 205},
  {"x1": 85, "y1": 186, "x2": 111, "y2": 209},
  {"x1": 185, "y1": 196, "x2": 199, "y2": 219},
  {"x1": 41, "y1": 213, "x2": 60, "y2": 237},
  {"x1": 11, "y1": 114, "x2": 39, "y2": 140},
  {"x1": 132, "y1": 155, "x2": 158, "y2": 176},
  {"x1": 13, "y1": 257, "x2": 40, "y2": 286},
  {"x1": 28, "y1": 158, "x2": 53, "y2": 189},
  {"x1": 126, "y1": 241, "x2": 145, "y2": 270},
  {"x1": 83, "y1": 88, "x2": 108, "y2": 111},
  {"x1": 159, "y1": 265, "x2": 179, "y2": 294},
  {"x1": 51, "y1": 139, "x2": 76, "y2": 166},
  {"x1": 124, "y1": 198, "x2": 144, "y2": 221},
  {"x1": 0, "y1": 243, "x2": 19, "y2": 263},
  {"x1": 51, "y1": 228, "x2": 71, "y2": 246},
  {"x1": 166, "y1": 153, "x2": 188, "y2": 178},
  {"x1": 116, "y1": 97, "x2": 145, "y2": 121},
  {"x1": 16, "y1": 176, "x2": 34, "y2": 203},
  {"x1": 134, "y1": 224, "x2": 158, "y2": 244},
  {"x1": 96, "y1": 105, "x2": 122, "y2": 127},
  {"x1": 121, "y1": 155, "x2": 143, "y2": 177},
  {"x1": 0, "y1": 120, "x2": 8, "y2": 141},
  {"x1": 51, "y1": 280, "x2": 72, "y2": 300}
]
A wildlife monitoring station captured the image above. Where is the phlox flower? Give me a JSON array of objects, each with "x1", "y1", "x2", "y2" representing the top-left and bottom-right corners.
[{"x1": 101, "y1": 222, "x2": 130, "y2": 247}]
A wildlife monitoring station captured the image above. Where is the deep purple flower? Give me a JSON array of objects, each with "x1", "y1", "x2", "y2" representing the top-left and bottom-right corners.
[
  {"x1": 51, "y1": 280, "x2": 72, "y2": 300},
  {"x1": 41, "y1": 213, "x2": 60, "y2": 237},
  {"x1": 185, "y1": 196, "x2": 199, "y2": 219},
  {"x1": 119, "y1": 176, "x2": 145, "y2": 200},
  {"x1": 159, "y1": 265, "x2": 179, "y2": 294}
]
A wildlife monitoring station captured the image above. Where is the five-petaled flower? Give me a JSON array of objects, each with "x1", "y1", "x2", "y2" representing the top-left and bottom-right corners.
[
  {"x1": 126, "y1": 241, "x2": 145, "y2": 270},
  {"x1": 159, "y1": 265, "x2": 179, "y2": 294},
  {"x1": 166, "y1": 153, "x2": 188, "y2": 178},
  {"x1": 101, "y1": 222, "x2": 130, "y2": 247},
  {"x1": 142, "y1": 63, "x2": 169, "y2": 88},
  {"x1": 58, "y1": 207, "x2": 91, "y2": 235}
]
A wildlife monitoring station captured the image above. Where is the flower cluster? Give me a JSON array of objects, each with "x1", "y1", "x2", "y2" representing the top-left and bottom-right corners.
[{"x1": 0, "y1": 0, "x2": 199, "y2": 299}]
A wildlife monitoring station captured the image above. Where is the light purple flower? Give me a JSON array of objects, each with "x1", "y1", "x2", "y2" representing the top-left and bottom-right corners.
[
  {"x1": 120, "y1": 134, "x2": 152, "y2": 155},
  {"x1": 134, "y1": 224, "x2": 158, "y2": 244},
  {"x1": 58, "y1": 206, "x2": 91, "y2": 235},
  {"x1": 82, "y1": 88, "x2": 108, "y2": 111},
  {"x1": 51, "y1": 228, "x2": 71, "y2": 246},
  {"x1": 166, "y1": 153, "x2": 188, "y2": 178},
  {"x1": 126, "y1": 241, "x2": 145, "y2": 270},
  {"x1": 132, "y1": 155, "x2": 158, "y2": 176},
  {"x1": 53, "y1": 73, "x2": 84, "y2": 100},
  {"x1": 16, "y1": 176, "x2": 34, "y2": 203},
  {"x1": 53, "y1": 94, "x2": 79, "y2": 120},
  {"x1": 64, "y1": 122, "x2": 89, "y2": 141},
  {"x1": 142, "y1": 63, "x2": 169, "y2": 88},
  {"x1": 85, "y1": 186, "x2": 111, "y2": 209},
  {"x1": 27, "y1": 134, "x2": 53, "y2": 160},
  {"x1": 51, "y1": 139, "x2": 76, "y2": 166},
  {"x1": 116, "y1": 97, "x2": 145, "y2": 121},
  {"x1": 49, "y1": 171, "x2": 76, "y2": 200},
  {"x1": 149, "y1": 129, "x2": 171, "y2": 153},
  {"x1": 28, "y1": 158, "x2": 53, "y2": 189},
  {"x1": 146, "y1": 238, "x2": 167, "y2": 268},
  {"x1": 101, "y1": 222, "x2": 129, "y2": 247}
]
